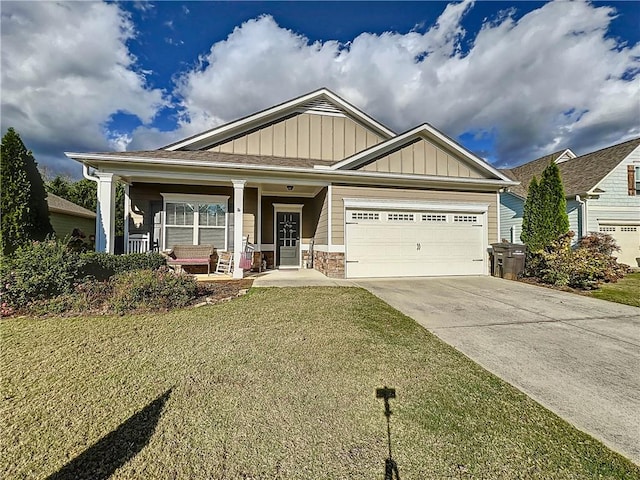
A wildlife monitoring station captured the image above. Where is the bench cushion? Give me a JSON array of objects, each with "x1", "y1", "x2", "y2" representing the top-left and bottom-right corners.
[{"x1": 167, "y1": 258, "x2": 210, "y2": 265}]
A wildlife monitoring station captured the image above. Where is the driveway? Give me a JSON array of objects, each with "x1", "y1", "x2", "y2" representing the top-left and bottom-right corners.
[{"x1": 355, "y1": 276, "x2": 640, "y2": 464}]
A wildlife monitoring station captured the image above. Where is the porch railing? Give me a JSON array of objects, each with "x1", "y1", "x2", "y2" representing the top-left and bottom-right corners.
[{"x1": 127, "y1": 233, "x2": 150, "y2": 254}]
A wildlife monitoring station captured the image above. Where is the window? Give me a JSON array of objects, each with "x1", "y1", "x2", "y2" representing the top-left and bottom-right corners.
[
  {"x1": 350, "y1": 211, "x2": 380, "y2": 221},
  {"x1": 599, "y1": 226, "x2": 616, "y2": 232},
  {"x1": 629, "y1": 165, "x2": 640, "y2": 196},
  {"x1": 162, "y1": 195, "x2": 229, "y2": 250},
  {"x1": 388, "y1": 212, "x2": 414, "y2": 221},
  {"x1": 422, "y1": 214, "x2": 447, "y2": 222},
  {"x1": 453, "y1": 215, "x2": 478, "y2": 223}
]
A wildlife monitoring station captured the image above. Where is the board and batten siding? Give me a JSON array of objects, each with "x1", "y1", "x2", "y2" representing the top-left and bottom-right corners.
[
  {"x1": 330, "y1": 185, "x2": 498, "y2": 245},
  {"x1": 208, "y1": 113, "x2": 384, "y2": 161},
  {"x1": 359, "y1": 138, "x2": 485, "y2": 179}
]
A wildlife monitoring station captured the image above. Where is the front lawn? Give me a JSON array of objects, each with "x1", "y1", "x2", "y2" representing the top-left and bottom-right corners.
[
  {"x1": 2, "y1": 287, "x2": 638, "y2": 479},
  {"x1": 588, "y1": 272, "x2": 640, "y2": 307}
]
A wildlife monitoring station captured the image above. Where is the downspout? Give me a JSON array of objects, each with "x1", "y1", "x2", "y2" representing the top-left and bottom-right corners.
[
  {"x1": 575, "y1": 195, "x2": 586, "y2": 239},
  {"x1": 82, "y1": 164, "x2": 100, "y2": 242}
]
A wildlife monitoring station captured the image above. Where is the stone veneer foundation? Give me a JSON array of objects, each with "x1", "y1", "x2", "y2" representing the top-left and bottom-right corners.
[{"x1": 312, "y1": 251, "x2": 345, "y2": 278}]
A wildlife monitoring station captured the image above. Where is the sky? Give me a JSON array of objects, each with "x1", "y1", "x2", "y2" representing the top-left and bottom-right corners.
[{"x1": 1, "y1": 1, "x2": 639, "y2": 178}]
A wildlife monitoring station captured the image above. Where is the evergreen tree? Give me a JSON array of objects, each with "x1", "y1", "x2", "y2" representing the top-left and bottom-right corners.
[
  {"x1": 1, "y1": 128, "x2": 54, "y2": 255},
  {"x1": 540, "y1": 161, "x2": 569, "y2": 239},
  {"x1": 520, "y1": 162, "x2": 569, "y2": 251},
  {"x1": 520, "y1": 176, "x2": 541, "y2": 248}
]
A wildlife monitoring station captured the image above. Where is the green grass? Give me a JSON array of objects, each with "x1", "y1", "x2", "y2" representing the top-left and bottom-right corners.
[
  {"x1": 2, "y1": 287, "x2": 638, "y2": 479},
  {"x1": 588, "y1": 272, "x2": 640, "y2": 307}
]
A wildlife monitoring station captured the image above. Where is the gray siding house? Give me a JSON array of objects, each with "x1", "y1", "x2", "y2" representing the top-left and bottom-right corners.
[{"x1": 500, "y1": 139, "x2": 640, "y2": 267}]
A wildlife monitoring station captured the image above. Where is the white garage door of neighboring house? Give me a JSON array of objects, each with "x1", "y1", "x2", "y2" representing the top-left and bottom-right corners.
[
  {"x1": 345, "y1": 208, "x2": 487, "y2": 278},
  {"x1": 599, "y1": 224, "x2": 640, "y2": 268}
]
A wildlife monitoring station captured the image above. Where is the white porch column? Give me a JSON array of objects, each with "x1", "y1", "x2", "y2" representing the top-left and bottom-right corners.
[
  {"x1": 123, "y1": 184, "x2": 131, "y2": 253},
  {"x1": 232, "y1": 180, "x2": 246, "y2": 279},
  {"x1": 95, "y1": 172, "x2": 116, "y2": 253}
]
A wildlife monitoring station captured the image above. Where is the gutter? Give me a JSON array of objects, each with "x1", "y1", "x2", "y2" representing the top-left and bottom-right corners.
[{"x1": 575, "y1": 195, "x2": 587, "y2": 238}]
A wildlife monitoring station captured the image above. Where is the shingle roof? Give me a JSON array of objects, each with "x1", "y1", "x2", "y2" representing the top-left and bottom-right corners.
[
  {"x1": 47, "y1": 193, "x2": 96, "y2": 219},
  {"x1": 85, "y1": 150, "x2": 337, "y2": 169},
  {"x1": 499, "y1": 150, "x2": 567, "y2": 197},
  {"x1": 501, "y1": 138, "x2": 640, "y2": 198}
]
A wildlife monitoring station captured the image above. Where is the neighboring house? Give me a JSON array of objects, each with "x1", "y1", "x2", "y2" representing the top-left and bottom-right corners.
[
  {"x1": 47, "y1": 192, "x2": 97, "y2": 241},
  {"x1": 500, "y1": 138, "x2": 640, "y2": 267},
  {"x1": 66, "y1": 88, "x2": 516, "y2": 279}
]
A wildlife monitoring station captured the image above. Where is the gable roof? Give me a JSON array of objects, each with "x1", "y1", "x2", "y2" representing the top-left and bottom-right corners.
[
  {"x1": 47, "y1": 193, "x2": 96, "y2": 219},
  {"x1": 502, "y1": 138, "x2": 640, "y2": 198},
  {"x1": 500, "y1": 150, "x2": 568, "y2": 197},
  {"x1": 327, "y1": 123, "x2": 514, "y2": 182},
  {"x1": 164, "y1": 88, "x2": 396, "y2": 151}
]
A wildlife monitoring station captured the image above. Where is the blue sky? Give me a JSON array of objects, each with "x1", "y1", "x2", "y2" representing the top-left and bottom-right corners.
[{"x1": 1, "y1": 1, "x2": 639, "y2": 176}]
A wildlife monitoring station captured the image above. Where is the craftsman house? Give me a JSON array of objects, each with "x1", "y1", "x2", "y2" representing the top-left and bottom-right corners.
[
  {"x1": 500, "y1": 138, "x2": 640, "y2": 267},
  {"x1": 66, "y1": 88, "x2": 517, "y2": 278}
]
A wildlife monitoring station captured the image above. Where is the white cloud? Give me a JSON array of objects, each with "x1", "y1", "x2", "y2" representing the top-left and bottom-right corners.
[
  {"x1": 166, "y1": 0, "x2": 639, "y2": 165},
  {"x1": 0, "y1": 1, "x2": 165, "y2": 173},
  {"x1": 2, "y1": 0, "x2": 638, "y2": 173}
]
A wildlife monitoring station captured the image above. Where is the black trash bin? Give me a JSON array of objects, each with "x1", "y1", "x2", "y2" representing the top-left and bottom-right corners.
[{"x1": 491, "y1": 243, "x2": 527, "y2": 280}]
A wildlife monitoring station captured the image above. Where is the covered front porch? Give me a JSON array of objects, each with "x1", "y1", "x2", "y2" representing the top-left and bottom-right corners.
[{"x1": 91, "y1": 167, "x2": 329, "y2": 279}]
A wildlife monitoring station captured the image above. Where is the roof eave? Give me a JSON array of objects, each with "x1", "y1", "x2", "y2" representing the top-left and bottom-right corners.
[{"x1": 65, "y1": 152, "x2": 517, "y2": 190}]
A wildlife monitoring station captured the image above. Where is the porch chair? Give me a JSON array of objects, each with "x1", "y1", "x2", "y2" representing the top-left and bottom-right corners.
[{"x1": 215, "y1": 251, "x2": 233, "y2": 274}]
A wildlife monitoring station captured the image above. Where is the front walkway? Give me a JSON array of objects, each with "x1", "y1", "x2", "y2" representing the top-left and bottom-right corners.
[{"x1": 252, "y1": 268, "x2": 352, "y2": 287}]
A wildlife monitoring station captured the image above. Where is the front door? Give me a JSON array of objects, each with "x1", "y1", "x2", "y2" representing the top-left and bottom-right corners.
[{"x1": 276, "y1": 211, "x2": 300, "y2": 267}]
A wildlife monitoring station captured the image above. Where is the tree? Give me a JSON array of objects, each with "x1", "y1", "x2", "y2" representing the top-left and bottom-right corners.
[
  {"x1": 540, "y1": 161, "x2": 569, "y2": 239},
  {"x1": 520, "y1": 162, "x2": 569, "y2": 251},
  {"x1": 46, "y1": 175, "x2": 125, "y2": 236},
  {"x1": 1, "y1": 128, "x2": 54, "y2": 255}
]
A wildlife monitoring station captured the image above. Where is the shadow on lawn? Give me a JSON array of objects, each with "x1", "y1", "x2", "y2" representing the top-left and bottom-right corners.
[{"x1": 47, "y1": 388, "x2": 172, "y2": 480}]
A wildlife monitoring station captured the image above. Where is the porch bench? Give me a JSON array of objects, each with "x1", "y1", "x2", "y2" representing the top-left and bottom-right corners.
[{"x1": 166, "y1": 245, "x2": 215, "y2": 275}]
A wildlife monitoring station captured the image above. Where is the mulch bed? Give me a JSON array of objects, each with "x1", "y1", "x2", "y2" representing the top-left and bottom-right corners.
[{"x1": 194, "y1": 279, "x2": 254, "y2": 305}]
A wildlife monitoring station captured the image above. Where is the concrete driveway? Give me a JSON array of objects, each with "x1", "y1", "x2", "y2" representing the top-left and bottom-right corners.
[{"x1": 355, "y1": 276, "x2": 640, "y2": 464}]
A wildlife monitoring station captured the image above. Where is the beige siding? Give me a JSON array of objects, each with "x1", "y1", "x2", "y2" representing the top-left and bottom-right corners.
[
  {"x1": 331, "y1": 185, "x2": 498, "y2": 245},
  {"x1": 50, "y1": 213, "x2": 95, "y2": 241},
  {"x1": 209, "y1": 113, "x2": 385, "y2": 161},
  {"x1": 314, "y1": 189, "x2": 329, "y2": 244},
  {"x1": 359, "y1": 139, "x2": 486, "y2": 178}
]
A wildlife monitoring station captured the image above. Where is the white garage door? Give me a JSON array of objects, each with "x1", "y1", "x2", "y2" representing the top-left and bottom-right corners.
[
  {"x1": 599, "y1": 224, "x2": 640, "y2": 267},
  {"x1": 345, "y1": 209, "x2": 487, "y2": 278}
]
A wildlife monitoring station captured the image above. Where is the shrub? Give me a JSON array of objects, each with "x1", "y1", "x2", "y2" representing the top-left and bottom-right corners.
[
  {"x1": 528, "y1": 232, "x2": 629, "y2": 290},
  {"x1": 0, "y1": 241, "x2": 168, "y2": 313},
  {"x1": 1, "y1": 239, "x2": 83, "y2": 309},
  {"x1": 107, "y1": 267, "x2": 197, "y2": 314},
  {"x1": 79, "y1": 252, "x2": 166, "y2": 280}
]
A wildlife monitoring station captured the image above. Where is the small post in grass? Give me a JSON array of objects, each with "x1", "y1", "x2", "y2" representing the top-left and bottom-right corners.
[{"x1": 376, "y1": 386, "x2": 400, "y2": 480}]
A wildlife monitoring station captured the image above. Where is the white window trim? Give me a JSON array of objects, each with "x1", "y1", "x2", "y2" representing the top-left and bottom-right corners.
[{"x1": 160, "y1": 193, "x2": 230, "y2": 251}]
